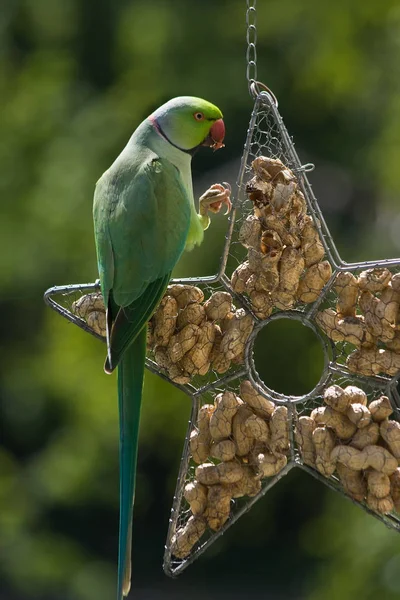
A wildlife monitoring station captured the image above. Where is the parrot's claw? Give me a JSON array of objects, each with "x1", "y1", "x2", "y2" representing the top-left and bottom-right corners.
[{"x1": 199, "y1": 182, "x2": 232, "y2": 217}]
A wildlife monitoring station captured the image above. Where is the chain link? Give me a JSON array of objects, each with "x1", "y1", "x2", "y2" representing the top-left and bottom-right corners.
[{"x1": 246, "y1": 0, "x2": 257, "y2": 93}]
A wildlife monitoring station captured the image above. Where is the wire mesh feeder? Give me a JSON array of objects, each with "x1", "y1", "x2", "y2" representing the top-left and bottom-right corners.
[{"x1": 44, "y1": 89, "x2": 400, "y2": 577}]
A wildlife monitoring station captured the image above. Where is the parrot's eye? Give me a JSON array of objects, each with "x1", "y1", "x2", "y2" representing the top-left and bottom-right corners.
[{"x1": 194, "y1": 112, "x2": 205, "y2": 121}]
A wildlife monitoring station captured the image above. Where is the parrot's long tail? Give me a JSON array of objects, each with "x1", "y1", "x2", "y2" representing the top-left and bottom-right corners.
[{"x1": 116, "y1": 326, "x2": 147, "y2": 600}]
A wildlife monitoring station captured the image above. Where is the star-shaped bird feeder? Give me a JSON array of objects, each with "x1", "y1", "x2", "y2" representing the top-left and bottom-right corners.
[{"x1": 44, "y1": 88, "x2": 400, "y2": 577}]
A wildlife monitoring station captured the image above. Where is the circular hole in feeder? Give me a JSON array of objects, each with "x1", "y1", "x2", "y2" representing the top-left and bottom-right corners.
[{"x1": 252, "y1": 316, "x2": 326, "y2": 398}]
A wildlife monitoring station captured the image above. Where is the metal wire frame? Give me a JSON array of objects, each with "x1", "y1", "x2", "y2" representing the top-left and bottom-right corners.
[{"x1": 44, "y1": 87, "x2": 400, "y2": 578}]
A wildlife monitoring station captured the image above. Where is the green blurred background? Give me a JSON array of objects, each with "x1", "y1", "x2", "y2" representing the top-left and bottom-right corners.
[{"x1": 2, "y1": 1, "x2": 400, "y2": 599}]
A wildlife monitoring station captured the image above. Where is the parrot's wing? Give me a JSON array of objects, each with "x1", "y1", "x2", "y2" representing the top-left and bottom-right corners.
[
  {"x1": 95, "y1": 153, "x2": 192, "y2": 307},
  {"x1": 105, "y1": 273, "x2": 171, "y2": 372},
  {"x1": 94, "y1": 152, "x2": 191, "y2": 370}
]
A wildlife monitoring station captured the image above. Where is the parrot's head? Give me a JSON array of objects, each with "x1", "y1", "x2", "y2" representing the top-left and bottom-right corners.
[{"x1": 149, "y1": 96, "x2": 225, "y2": 153}]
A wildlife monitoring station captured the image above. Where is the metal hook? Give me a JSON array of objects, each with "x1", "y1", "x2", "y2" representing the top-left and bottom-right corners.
[
  {"x1": 293, "y1": 162, "x2": 315, "y2": 174},
  {"x1": 249, "y1": 81, "x2": 279, "y2": 107}
]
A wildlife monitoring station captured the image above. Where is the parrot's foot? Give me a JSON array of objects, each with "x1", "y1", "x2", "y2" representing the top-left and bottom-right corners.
[{"x1": 199, "y1": 182, "x2": 232, "y2": 217}]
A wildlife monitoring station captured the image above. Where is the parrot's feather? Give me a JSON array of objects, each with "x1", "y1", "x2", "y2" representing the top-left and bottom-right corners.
[
  {"x1": 117, "y1": 326, "x2": 147, "y2": 599},
  {"x1": 105, "y1": 273, "x2": 171, "y2": 373}
]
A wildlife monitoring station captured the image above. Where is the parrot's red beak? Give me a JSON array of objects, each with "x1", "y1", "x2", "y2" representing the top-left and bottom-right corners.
[{"x1": 203, "y1": 118, "x2": 225, "y2": 151}]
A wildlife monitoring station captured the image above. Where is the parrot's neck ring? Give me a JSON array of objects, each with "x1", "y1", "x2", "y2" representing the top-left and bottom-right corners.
[{"x1": 149, "y1": 117, "x2": 197, "y2": 156}]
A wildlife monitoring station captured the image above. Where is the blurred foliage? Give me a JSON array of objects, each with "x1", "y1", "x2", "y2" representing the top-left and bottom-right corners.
[{"x1": 2, "y1": 0, "x2": 400, "y2": 599}]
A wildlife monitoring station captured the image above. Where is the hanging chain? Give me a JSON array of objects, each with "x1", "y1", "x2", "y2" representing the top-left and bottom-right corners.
[
  {"x1": 245, "y1": 1, "x2": 278, "y2": 105},
  {"x1": 246, "y1": 0, "x2": 257, "y2": 93}
]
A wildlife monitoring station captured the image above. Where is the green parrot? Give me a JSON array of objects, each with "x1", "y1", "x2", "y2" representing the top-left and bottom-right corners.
[{"x1": 93, "y1": 96, "x2": 230, "y2": 599}]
